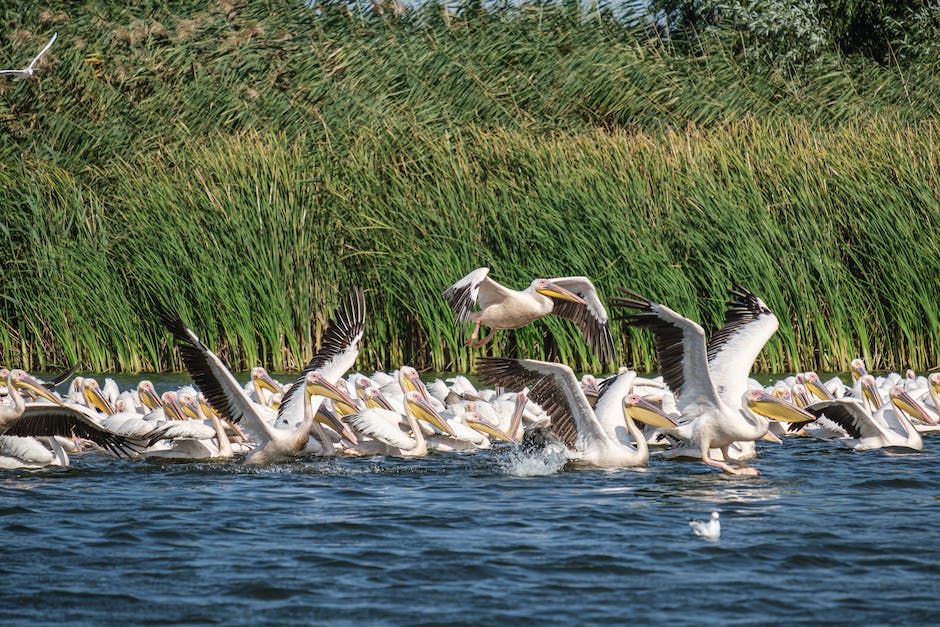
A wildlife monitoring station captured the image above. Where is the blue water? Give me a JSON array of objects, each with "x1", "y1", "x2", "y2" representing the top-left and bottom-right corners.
[{"x1": 3, "y1": 433, "x2": 940, "y2": 624}]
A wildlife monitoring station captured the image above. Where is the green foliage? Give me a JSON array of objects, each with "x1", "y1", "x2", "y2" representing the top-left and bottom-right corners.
[{"x1": 0, "y1": 0, "x2": 937, "y2": 374}]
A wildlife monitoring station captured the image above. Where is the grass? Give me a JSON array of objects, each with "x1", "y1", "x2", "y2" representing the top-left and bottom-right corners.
[{"x1": 0, "y1": 1, "x2": 937, "y2": 373}]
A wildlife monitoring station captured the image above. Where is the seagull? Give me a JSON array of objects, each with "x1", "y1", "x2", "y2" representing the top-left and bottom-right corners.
[
  {"x1": 0, "y1": 32, "x2": 58, "y2": 81},
  {"x1": 689, "y1": 511, "x2": 721, "y2": 540}
]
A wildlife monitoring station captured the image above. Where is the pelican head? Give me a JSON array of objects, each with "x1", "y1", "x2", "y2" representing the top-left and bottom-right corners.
[
  {"x1": 305, "y1": 371, "x2": 356, "y2": 407},
  {"x1": 405, "y1": 391, "x2": 457, "y2": 437},
  {"x1": 83, "y1": 378, "x2": 115, "y2": 414},
  {"x1": 138, "y1": 380, "x2": 161, "y2": 411},
  {"x1": 889, "y1": 385, "x2": 937, "y2": 426},
  {"x1": 859, "y1": 374, "x2": 883, "y2": 412},
  {"x1": 532, "y1": 279, "x2": 587, "y2": 305},
  {"x1": 177, "y1": 391, "x2": 203, "y2": 420},
  {"x1": 744, "y1": 389, "x2": 816, "y2": 424},
  {"x1": 930, "y1": 373, "x2": 940, "y2": 400},
  {"x1": 622, "y1": 393, "x2": 677, "y2": 428},
  {"x1": 790, "y1": 383, "x2": 811, "y2": 409},
  {"x1": 251, "y1": 367, "x2": 281, "y2": 400},
  {"x1": 8, "y1": 369, "x2": 62, "y2": 406},
  {"x1": 850, "y1": 358, "x2": 868, "y2": 382},
  {"x1": 161, "y1": 391, "x2": 187, "y2": 420},
  {"x1": 398, "y1": 366, "x2": 431, "y2": 402},
  {"x1": 805, "y1": 372, "x2": 834, "y2": 401}
]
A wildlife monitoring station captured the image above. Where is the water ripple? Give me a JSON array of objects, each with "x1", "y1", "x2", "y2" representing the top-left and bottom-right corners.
[{"x1": 1, "y1": 439, "x2": 940, "y2": 624}]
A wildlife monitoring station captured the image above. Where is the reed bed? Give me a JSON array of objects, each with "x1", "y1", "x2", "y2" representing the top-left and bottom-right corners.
[{"x1": 0, "y1": 1, "x2": 938, "y2": 373}]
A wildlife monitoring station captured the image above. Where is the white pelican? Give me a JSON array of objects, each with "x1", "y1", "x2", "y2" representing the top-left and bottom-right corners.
[
  {"x1": 804, "y1": 386, "x2": 925, "y2": 451},
  {"x1": 347, "y1": 391, "x2": 457, "y2": 458},
  {"x1": 689, "y1": 512, "x2": 720, "y2": 540},
  {"x1": 161, "y1": 288, "x2": 365, "y2": 464},
  {"x1": 0, "y1": 32, "x2": 57, "y2": 80},
  {"x1": 443, "y1": 267, "x2": 616, "y2": 363},
  {"x1": 477, "y1": 358, "x2": 674, "y2": 467},
  {"x1": 609, "y1": 289, "x2": 813, "y2": 475}
]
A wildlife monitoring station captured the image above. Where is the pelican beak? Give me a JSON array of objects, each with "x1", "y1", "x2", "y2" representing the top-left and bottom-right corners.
[
  {"x1": 746, "y1": 391, "x2": 816, "y2": 423},
  {"x1": 623, "y1": 395, "x2": 677, "y2": 429},
  {"x1": 199, "y1": 398, "x2": 218, "y2": 419},
  {"x1": 408, "y1": 396, "x2": 457, "y2": 437},
  {"x1": 84, "y1": 384, "x2": 115, "y2": 414},
  {"x1": 366, "y1": 389, "x2": 395, "y2": 411},
  {"x1": 806, "y1": 377, "x2": 834, "y2": 401},
  {"x1": 163, "y1": 394, "x2": 187, "y2": 421},
  {"x1": 331, "y1": 398, "x2": 358, "y2": 418},
  {"x1": 315, "y1": 406, "x2": 359, "y2": 446},
  {"x1": 306, "y1": 375, "x2": 357, "y2": 408},
  {"x1": 139, "y1": 385, "x2": 161, "y2": 411},
  {"x1": 253, "y1": 370, "x2": 281, "y2": 400},
  {"x1": 180, "y1": 399, "x2": 202, "y2": 420},
  {"x1": 15, "y1": 373, "x2": 63, "y2": 406},
  {"x1": 890, "y1": 389, "x2": 937, "y2": 425},
  {"x1": 536, "y1": 282, "x2": 587, "y2": 305},
  {"x1": 861, "y1": 376, "x2": 883, "y2": 411},
  {"x1": 761, "y1": 431, "x2": 783, "y2": 444},
  {"x1": 465, "y1": 417, "x2": 513, "y2": 442}
]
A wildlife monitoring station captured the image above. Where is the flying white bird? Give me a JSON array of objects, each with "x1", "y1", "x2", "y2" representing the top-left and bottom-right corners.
[
  {"x1": 0, "y1": 32, "x2": 58, "y2": 81},
  {"x1": 689, "y1": 511, "x2": 721, "y2": 540}
]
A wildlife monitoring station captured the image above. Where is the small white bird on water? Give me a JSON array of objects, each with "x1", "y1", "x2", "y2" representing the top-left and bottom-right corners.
[
  {"x1": 0, "y1": 32, "x2": 58, "y2": 81},
  {"x1": 689, "y1": 511, "x2": 721, "y2": 540}
]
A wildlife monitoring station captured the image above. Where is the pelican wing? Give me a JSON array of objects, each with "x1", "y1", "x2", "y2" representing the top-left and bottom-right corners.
[
  {"x1": 278, "y1": 287, "x2": 366, "y2": 426},
  {"x1": 43, "y1": 362, "x2": 80, "y2": 390},
  {"x1": 547, "y1": 276, "x2": 616, "y2": 364},
  {"x1": 444, "y1": 268, "x2": 508, "y2": 326},
  {"x1": 348, "y1": 408, "x2": 416, "y2": 449},
  {"x1": 477, "y1": 357, "x2": 606, "y2": 449},
  {"x1": 3, "y1": 404, "x2": 150, "y2": 458},
  {"x1": 805, "y1": 399, "x2": 886, "y2": 440},
  {"x1": 609, "y1": 289, "x2": 716, "y2": 415},
  {"x1": 161, "y1": 313, "x2": 274, "y2": 444},
  {"x1": 706, "y1": 285, "x2": 779, "y2": 407}
]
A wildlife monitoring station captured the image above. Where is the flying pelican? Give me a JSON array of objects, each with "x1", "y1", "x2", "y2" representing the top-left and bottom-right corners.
[
  {"x1": 443, "y1": 267, "x2": 616, "y2": 363},
  {"x1": 0, "y1": 32, "x2": 57, "y2": 80},
  {"x1": 477, "y1": 358, "x2": 675, "y2": 467},
  {"x1": 609, "y1": 289, "x2": 813, "y2": 475},
  {"x1": 161, "y1": 288, "x2": 365, "y2": 464}
]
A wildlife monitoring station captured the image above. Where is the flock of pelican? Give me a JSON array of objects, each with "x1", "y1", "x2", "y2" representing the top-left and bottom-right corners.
[{"x1": 1, "y1": 268, "x2": 938, "y2": 474}]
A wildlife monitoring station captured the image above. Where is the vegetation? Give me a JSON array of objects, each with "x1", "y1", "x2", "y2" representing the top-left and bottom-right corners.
[{"x1": 0, "y1": 0, "x2": 938, "y2": 374}]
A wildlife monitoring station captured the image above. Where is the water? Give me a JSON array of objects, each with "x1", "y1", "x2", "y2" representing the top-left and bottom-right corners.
[
  {"x1": 3, "y1": 437, "x2": 940, "y2": 624},
  {"x1": 3, "y1": 372, "x2": 940, "y2": 624}
]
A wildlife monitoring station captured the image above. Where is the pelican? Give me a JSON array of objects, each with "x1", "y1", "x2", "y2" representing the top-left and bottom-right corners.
[
  {"x1": 443, "y1": 267, "x2": 616, "y2": 363},
  {"x1": 347, "y1": 391, "x2": 458, "y2": 458},
  {"x1": 161, "y1": 288, "x2": 365, "y2": 464},
  {"x1": 0, "y1": 32, "x2": 57, "y2": 80},
  {"x1": 804, "y1": 386, "x2": 925, "y2": 451},
  {"x1": 477, "y1": 358, "x2": 675, "y2": 467},
  {"x1": 609, "y1": 289, "x2": 813, "y2": 475}
]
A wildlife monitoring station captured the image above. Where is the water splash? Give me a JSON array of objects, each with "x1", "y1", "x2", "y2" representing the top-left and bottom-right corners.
[{"x1": 500, "y1": 445, "x2": 568, "y2": 477}]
